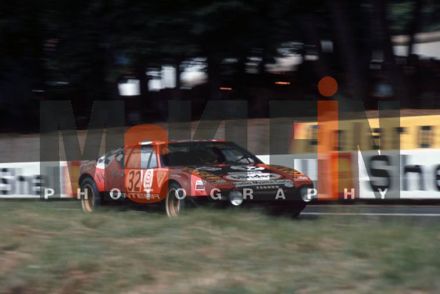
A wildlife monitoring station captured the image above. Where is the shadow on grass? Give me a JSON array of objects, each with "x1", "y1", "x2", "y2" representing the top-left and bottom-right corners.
[{"x1": 95, "y1": 198, "x2": 320, "y2": 222}]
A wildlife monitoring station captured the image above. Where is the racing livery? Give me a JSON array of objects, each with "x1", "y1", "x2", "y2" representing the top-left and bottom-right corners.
[{"x1": 79, "y1": 140, "x2": 313, "y2": 217}]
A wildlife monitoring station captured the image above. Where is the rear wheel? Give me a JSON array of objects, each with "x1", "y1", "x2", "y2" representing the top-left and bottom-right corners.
[
  {"x1": 79, "y1": 177, "x2": 102, "y2": 213},
  {"x1": 164, "y1": 182, "x2": 186, "y2": 217}
]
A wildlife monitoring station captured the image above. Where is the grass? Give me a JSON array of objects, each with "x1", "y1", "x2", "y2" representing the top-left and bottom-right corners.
[{"x1": 0, "y1": 201, "x2": 440, "y2": 293}]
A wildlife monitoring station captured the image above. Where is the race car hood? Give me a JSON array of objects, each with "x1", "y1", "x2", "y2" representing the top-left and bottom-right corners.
[{"x1": 176, "y1": 163, "x2": 311, "y2": 189}]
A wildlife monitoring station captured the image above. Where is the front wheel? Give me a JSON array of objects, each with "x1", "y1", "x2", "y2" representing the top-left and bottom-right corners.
[
  {"x1": 290, "y1": 201, "x2": 307, "y2": 218},
  {"x1": 268, "y1": 201, "x2": 307, "y2": 218}
]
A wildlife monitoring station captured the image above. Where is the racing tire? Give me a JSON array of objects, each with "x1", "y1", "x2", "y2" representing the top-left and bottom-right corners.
[
  {"x1": 290, "y1": 201, "x2": 307, "y2": 218},
  {"x1": 268, "y1": 201, "x2": 307, "y2": 218},
  {"x1": 79, "y1": 177, "x2": 102, "y2": 213},
  {"x1": 164, "y1": 182, "x2": 186, "y2": 217}
]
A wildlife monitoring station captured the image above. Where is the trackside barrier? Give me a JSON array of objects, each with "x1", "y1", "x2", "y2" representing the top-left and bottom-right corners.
[
  {"x1": 258, "y1": 149, "x2": 440, "y2": 200},
  {"x1": 1, "y1": 149, "x2": 440, "y2": 199},
  {"x1": 0, "y1": 161, "x2": 75, "y2": 199}
]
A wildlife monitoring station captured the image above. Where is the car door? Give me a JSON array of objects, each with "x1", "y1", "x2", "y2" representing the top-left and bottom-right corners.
[
  {"x1": 124, "y1": 145, "x2": 152, "y2": 201},
  {"x1": 103, "y1": 148, "x2": 125, "y2": 193},
  {"x1": 124, "y1": 145, "x2": 162, "y2": 203}
]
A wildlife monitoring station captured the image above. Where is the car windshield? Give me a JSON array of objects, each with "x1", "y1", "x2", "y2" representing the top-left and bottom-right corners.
[{"x1": 161, "y1": 142, "x2": 262, "y2": 167}]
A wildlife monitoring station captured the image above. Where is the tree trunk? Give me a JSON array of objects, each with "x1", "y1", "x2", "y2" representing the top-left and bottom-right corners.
[
  {"x1": 372, "y1": 0, "x2": 410, "y2": 107},
  {"x1": 299, "y1": 15, "x2": 330, "y2": 79},
  {"x1": 328, "y1": 0, "x2": 367, "y2": 102},
  {"x1": 235, "y1": 54, "x2": 247, "y2": 100},
  {"x1": 174, "y1": 58, "x2": 182, "y2": 100},
  {"x1": 207, "y1": 55, "x2": 221, "y2": 100},
  {"x1": 407, "y1": 0, "x2": 423, "y2": 57}
]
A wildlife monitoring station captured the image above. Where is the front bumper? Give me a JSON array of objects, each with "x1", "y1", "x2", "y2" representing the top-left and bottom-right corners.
[{"x1": 190, "y1": 185, "x2": 313, "y2": 205}]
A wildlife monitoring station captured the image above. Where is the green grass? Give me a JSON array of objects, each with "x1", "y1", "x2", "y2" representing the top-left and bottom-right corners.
[{"x1": 1, "y1": 201, "x2": 440, "y2": 293}]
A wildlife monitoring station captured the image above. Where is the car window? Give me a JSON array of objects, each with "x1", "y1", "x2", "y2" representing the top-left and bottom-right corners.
[
  {"x1": 161, "y1": 142, "x2": 261, "y2": 166},
  {"x1": 113, "y1": 148, "x2": 124, "y2": 168},
  {"x1": 126, "y1": 148, "x2": 141, "y2": 169},
  {"x1": 148, "y1": 150, "x2": 158, "y2": 168},
  {"x1": 126, "y1": 146, "x2": 153, "y2": 169},
  {"x1": 222, "y1": 147, "x2": 251, "y2": 163}
]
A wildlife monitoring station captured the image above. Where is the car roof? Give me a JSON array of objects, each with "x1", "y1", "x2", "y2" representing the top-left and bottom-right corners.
[{"x1": 138, "y1": 139, "x2": 225, "y2": 146}]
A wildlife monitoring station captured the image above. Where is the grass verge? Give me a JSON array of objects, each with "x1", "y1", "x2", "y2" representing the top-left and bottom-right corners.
[{"x1": 0, "y1": 200, "x2": 439, "y2": 293}]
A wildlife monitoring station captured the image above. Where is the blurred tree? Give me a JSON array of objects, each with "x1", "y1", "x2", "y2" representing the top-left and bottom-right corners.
[
  {"x1": 0, "y1": 0, "x2": 47, "y2": 130},
  {"x1": 1, "y1": 0, "x2": 440, "y2": 131}
]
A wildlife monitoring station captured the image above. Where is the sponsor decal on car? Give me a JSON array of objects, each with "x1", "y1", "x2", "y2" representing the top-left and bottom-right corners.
[
  {"x1": 143, "y1": 169, "x2": 154, "y2": 190},
  {"x1": 233, "y1": 179, "x2": 294, "y2": 188},
  {"x1": 224, "y1": 172, "x2": 282, "y2": 181},
  {"x1": 230, "y1": 165, "x2": 265, "y2": 171}
]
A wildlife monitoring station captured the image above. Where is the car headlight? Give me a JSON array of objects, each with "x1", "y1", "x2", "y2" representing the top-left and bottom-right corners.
[{"x1": 229, "y1": 191, "x2": 244, "y2": 206}]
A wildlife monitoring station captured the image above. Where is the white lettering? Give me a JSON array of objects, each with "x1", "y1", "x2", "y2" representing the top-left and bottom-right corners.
[
  {"x1": 305, "y1": 188, "x2": 318, "y2": 202},
  {"x1": 210, "y1": 188, "x2": 222, "y2": 200},
  {"x1": 175, "y1": 188, "x2": 187, "y2": 200},
  {"x1": 143, "y1": 188, "x2": 153, "y2": 200},
  {"x1": 109, "y1": 188, "x2": 122, "y2": 200},
  {"x1": 77, "y1": 188, "x2": 88, "y2": 200},
  {"x1": 243, "y1": 188, "x2": 254, "y2": 200},
  {"x1": 344, "y1": 188, "x2": 356, "y2": 200},
  {"x1": 275, "y1": 188, "x2": 286, "y2": 200},
  {"x1": 378, "y1": 188, "x2": 388, "y2": 199},
  {"x1": 44, "y1": 188, "x2": 55, "y2": 199}
]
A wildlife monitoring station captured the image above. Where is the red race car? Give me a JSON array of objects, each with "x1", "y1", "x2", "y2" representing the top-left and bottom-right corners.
[{"x1": 78, "y1": 140, "x2": 314, "y2": 217}]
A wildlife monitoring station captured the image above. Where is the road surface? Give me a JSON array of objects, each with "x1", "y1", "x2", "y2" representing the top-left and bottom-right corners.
[{"x1": 303, "y1": 204, "x2": 440, "y2": 217}]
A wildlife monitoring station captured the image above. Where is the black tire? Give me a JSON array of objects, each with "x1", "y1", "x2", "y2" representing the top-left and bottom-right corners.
[
  {"x1": 268, "y1": 201, "x2": 307, "y2": 218},
  {"x1": 290, "y1": 201, "x2": 307, "y2": 218},
  {"x1": 79, "y1": 177, "x2": 102, "y2": 213},
  {"x1": 163, "y1": 182, "x2": 186, "y2": 217}
]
